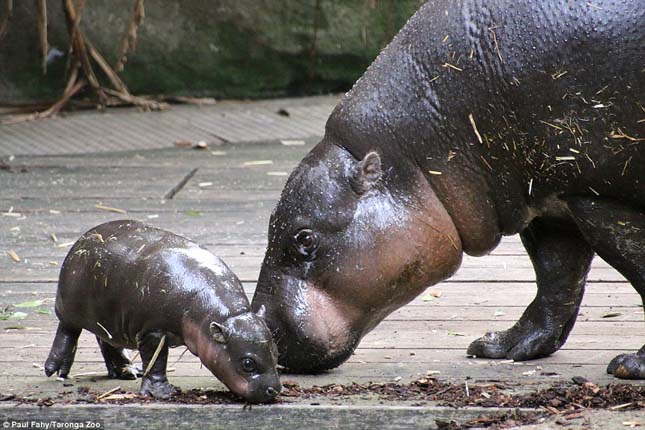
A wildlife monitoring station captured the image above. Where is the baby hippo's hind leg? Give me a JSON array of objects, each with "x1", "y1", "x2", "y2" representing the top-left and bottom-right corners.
[
  {"x1": 138, "y1": 331, "x2": 178, "y2": 399},
  {"x1": 567, "y1": 196, "x2": 645, "y2": 379},
  {"x1": 96, "y1": 337, "x2": 139, "y2": 380},
  {"x1": 44, "y1": 322, "x2": 81, "y2": 378}
]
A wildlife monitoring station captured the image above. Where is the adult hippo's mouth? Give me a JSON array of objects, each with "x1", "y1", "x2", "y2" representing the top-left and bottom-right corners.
[{"x1": 252, "y1": 270, "x2": 364, "y2": 373}]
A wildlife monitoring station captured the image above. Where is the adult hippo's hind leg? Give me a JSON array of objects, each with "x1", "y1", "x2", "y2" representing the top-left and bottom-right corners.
[
  {"x1": 137, "y1": 331, "x2": 178, "y2": 399},
  {"x1": 44, "y1": 322, "x2": 82, "y2": 378},
  {"x1": 468, "y1": 217, "x2": 594, "y2": 360},
  {"x1": 96, "y1": 337, "x2": 138, "y2": 380},
  {"x1": 566, "y1": 196, "x2": 645, "y2": 379}
]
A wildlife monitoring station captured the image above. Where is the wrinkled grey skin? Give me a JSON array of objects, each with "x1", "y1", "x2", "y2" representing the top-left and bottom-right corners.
[
  {"x1": 45, "y1": 220, "x2": 281, "y2": 403},
  {"x1": 252, "y1": 0, "x2": 645, "y2": 375}
]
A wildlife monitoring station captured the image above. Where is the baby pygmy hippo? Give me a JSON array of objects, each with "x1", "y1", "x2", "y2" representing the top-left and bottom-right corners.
[{"x1": 44, "y1": 220, "x2": 281, "y2": 403}]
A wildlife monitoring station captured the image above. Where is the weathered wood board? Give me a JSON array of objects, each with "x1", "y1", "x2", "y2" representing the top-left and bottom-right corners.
[{"x1": 0, "y1": 107, "x2": 641, "y2": 430}]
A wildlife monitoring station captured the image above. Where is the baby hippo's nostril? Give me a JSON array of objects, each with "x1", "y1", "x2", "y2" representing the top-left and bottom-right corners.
[{"x1": 266, "y1": 386, "x2": 278, "y2": 397}]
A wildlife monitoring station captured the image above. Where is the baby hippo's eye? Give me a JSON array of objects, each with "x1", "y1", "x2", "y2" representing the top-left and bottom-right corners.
[
  {"x1": 241, "y1": 357, "x2": 257, "y2": 373},
  {"x1": 294, "y1": 229, "x2": 318, "y2": 259}
]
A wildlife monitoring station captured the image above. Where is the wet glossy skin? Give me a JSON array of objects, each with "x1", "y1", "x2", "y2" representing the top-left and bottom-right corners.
[
  {"x1": 45, "y1": 220, "x2": 280, "y2": 403},
  {"x1": 253, "y1": 0, "x2": 645, "y2": 374}
]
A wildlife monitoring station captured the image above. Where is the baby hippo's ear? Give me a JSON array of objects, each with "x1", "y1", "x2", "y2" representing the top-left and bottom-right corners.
[
  {"x1": 209, "y1": 321, "x2": 227, "y2": 344},
  {"x1": 351, "y1": 151, "x2": 382, "y2": 194},
  {"x1": 256, "y1": 304, "x2": 267, "y2": 319}
]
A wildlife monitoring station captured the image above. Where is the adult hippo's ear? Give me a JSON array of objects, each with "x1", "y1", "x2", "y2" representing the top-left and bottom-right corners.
[
  {"x1": 256, "y1": 304, "x2": 267, "y2": 319},
  {"x1": 209, "y1": 321, "x2": 227, "y2": 344},
  {"x1": 351, "y1": 151, "x2": 382, "y2": 194}
]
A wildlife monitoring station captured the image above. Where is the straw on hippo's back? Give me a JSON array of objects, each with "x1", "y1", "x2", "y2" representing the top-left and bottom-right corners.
[{"x1": 45, "y1": 220, "x2": 281, "y2": 403}]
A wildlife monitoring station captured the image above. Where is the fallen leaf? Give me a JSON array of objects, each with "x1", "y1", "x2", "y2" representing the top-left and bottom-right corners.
[
  {"x1": 184, "y1": 210, "x2": 202, "y2": 217},
  {"x1": 4, "y1": 325, "x2": 25, "y2": 330},
  {"x1": 448, "y1": 331, "x2": 465, "y2": 337},
  {"x1": 267, "y1": 171, "x2": 288, "y2": 176},
  {"x1": 15, "y1": 300, "x2": 44, "y2": 308},
  {"x1": 602, "y1": 312, "x2": 623, "y2": 318},
  {"x1": 36, "y1": 309, "x2": 51, "y2": 315},
  {"x1": 493, "y1": 310, "x2": 506, "y2": 317},
  {"x1": 623, "y1": 420, "x2": 642, "y2": 427},
  {"x1": 421, "y1": 294, "x2": 435, "y2": 302},
  {"x1": 6, "y1": 250, "x2": 20, "y2": 262},
  {"x1": 242, "y1": 160, "x2": 273, "y2": 167},
  {"x1": 101, "y1": 393, "x2": 139, "y2": 401},
  {"x1": 95, "y1": 204, "x2": 127, "y2": 214},
  {"x1": 281, "y1": 140, "x2": 306, "y2": 146},
  {"x1": 198, "y1": 182, "x2": 213, "y2": 188},
  {"x1": 8, "y1": 312, "x2": 28, "y2": 320}
]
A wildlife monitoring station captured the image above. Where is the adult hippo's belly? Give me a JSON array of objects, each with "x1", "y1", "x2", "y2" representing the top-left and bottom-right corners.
[{"x1": 251, "y1": 0, "x2": 645, "y2": 375}]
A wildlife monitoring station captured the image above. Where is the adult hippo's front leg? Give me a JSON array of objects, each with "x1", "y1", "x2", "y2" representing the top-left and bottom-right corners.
[{"x1": 468, "y1": 218, "x2": 594, "y2": 360}]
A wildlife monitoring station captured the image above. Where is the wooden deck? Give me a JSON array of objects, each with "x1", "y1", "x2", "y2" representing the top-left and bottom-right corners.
[{"x1": 0, "y1": 101, "x2": 642, "y2": 428}]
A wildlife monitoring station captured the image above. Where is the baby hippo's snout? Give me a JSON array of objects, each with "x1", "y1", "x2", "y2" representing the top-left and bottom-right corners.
[
  {"x1": 203, "y1": 311, "x2": 282, "y2": 403},
  {"x1": 245, "y1": 376, "x2": 282, "y2": 403}
]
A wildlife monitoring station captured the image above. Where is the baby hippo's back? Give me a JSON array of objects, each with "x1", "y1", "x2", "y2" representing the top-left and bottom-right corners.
[{"x1": 56, "y1": 220, "x2": 248, "y2": 348}]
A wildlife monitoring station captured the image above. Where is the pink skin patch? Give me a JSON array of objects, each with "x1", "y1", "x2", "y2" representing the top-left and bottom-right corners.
[{"x1": 304, "y1": 285, "x2": 358, "y2": 353}]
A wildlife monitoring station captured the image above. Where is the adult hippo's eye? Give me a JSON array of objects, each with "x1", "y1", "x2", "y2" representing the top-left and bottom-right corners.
[
  {"x1": 294, "y1": 229, "x2": 318, "y2": 259},
  {"x1": 241, "y1": 357, "x2": 257, "y2": 373}
]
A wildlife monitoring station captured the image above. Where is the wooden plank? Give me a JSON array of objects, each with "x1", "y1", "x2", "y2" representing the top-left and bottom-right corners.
[
  {"x1": 2, "y1": 327, "x2": 640, "y2": 351},
  {"x1": 0, "y1": 359, "x2": 623, "y2": 383},
  {"x1": 0, "y1": 280, "x2": 639, "y2": 306},
  {"x1": 3, "y1": 141, "x2": 314, "y2": 168},
  {"x1": 0, "y1": 97, "x2": 334, "y2": 156},
  {"x1": 0, "y1": 404, "x2": 541, "y2": 430},
  {"x1": 0, "y1": 263, "x2": 628, "y2": 283},
  {"x1": 0, "y1": 338, "x2": 630, "y2": 362}
]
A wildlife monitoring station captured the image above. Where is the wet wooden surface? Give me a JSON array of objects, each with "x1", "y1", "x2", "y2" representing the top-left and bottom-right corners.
[
  {"x1": 0, "y1": 96, "x2": 339, "y2": 156},
  {"x1": 0, "y1": 137, "x2": 641, "y2": 406}
]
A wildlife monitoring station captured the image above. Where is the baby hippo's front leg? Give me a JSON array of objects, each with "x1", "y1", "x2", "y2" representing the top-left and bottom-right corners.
[{"x1": 138, "y1": 331, "x2": 178, "y2": 399}]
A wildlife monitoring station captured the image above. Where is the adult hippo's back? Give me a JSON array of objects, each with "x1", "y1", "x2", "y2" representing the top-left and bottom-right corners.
[{"x1": 252, "y1": 0, "x2": 645, "y2": 375}]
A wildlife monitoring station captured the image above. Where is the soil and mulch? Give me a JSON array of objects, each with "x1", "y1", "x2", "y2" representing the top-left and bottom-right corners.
[{"x1": 2, "y1": 376, "x2": 644, "y2": 429}]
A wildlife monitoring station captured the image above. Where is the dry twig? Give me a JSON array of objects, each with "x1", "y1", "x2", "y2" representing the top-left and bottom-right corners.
[
  {"x1": 37, "y1": 0, "x2": 48, "y2": 74},
  {"x1": 115, "y1": 0, "x2": 145, "y2": 72}
]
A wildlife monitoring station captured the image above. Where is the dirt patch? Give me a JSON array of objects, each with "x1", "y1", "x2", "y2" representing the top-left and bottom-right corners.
[
  {"x1": 3, "y1": 377, "x2": 644, "y2": 429},
  {"x1": 282, "y1": 376, "x2": 645, "y2": 410},
  {"x1": 0, "y1": 159, "x2": 28, "y2": 173}
]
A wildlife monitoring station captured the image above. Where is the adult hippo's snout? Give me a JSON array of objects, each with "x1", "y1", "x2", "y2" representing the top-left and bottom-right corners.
[
  {"x1": 252, "y1": 268, "x2": 362, "y2": 372},
  {"x1": 251, "y1": 134, "x2": 462, "y2": 373}
]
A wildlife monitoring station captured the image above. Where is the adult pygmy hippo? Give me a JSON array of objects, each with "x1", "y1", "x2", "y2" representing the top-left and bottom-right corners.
[
  {"x1": 45, "y1": 220, "x2": 281, "y2": 403},
  {"x1": 252, "y1": 0, "x2": 645, "y2": 376}
]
